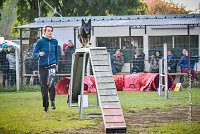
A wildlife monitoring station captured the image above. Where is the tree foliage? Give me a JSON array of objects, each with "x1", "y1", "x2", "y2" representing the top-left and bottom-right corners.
[
  {"x1": 146, "y1": 0, "x2": 190, "y2": 14},
  {"x1": 0, "y1": 0, "x2": 18, "y2": 39},
  {"x1": 16, "y1": 0, "x2": 147, "y2": 24},
  {"x1": 16, "y1": 0, "x2": 48, "y2": 25},
  {"x1": 0, "y1": 0, "x2": 147, "y2": 39},
  {"x1": 14, "y1": 0, "x2": 147, "y2": 49},
  {"x1": 0, "y1": 0, "x2": 6, "y2": 20}
]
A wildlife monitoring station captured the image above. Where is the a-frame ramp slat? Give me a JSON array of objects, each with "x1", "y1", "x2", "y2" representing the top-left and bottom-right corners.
[{"x1": 89, "y1": 47, "x2": 126, "y2": 133}]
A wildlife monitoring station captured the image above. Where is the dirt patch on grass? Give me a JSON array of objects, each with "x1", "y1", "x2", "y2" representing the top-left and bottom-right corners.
[
  {"x1": 125, "y1": 106, "x2": 200, "y2": 132},
  {"x1": 48, "y1": 106, "x2": 200, "y2": 134}
]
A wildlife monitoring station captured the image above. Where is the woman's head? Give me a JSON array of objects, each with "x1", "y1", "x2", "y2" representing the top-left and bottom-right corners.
[
  {"x1": 136, "y1": 48, "x2": 142, "y2": 54},
  {"x1": 182, "y1": 48, "x2": 187, "y2": 55},
  {"x1": 185, "y1": 50, "x2": 189, "y2": 56},
  {"x1": 155, "y1": 51, "x2": 160, "y2": 57}
]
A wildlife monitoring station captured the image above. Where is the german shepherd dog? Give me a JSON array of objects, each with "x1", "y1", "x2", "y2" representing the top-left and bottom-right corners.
[{"x1": 78, "y1": 19, "x2": 91, "y2": 48}]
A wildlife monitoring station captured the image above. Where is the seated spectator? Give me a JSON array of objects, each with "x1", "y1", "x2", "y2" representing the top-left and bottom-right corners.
[
  {"x1": 178, "y1": 50, "x2": 197, "y2": 80},
  {"x1": 131, "y1": 48, "x2": 145, "y2": 73},
  {"x1": 179, "y1": 48, "x2": 187, "y2": 59},
  {"x1": 150, "y1": 50, "x2": 162, "y2": 73},
  {"x1": 111, "y1": 49, "x2": 124, "y2": 74},
  {"x1": 6, "y1": 47, "x2": 16, "y2": 86},
  {"x1": 167, "y1": 50, "x2": 177, "y2": 79}
]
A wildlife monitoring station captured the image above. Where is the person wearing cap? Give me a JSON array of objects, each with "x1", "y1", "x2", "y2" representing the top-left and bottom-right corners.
[{"x1": 33, "y1": 25, "x2": 58, "y2": 112}]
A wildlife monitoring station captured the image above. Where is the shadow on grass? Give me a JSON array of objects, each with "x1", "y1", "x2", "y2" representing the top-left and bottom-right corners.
[{"x1": 0, "y1": 85, "x2": 40, "y2": 92}]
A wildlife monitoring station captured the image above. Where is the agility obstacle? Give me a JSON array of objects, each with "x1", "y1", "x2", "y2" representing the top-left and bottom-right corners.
[{"x1": 68, "y1": 47, "x2": 127, "y2": 133}]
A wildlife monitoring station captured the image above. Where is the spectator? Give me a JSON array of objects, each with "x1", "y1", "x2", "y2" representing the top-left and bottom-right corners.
[
  {"x1": 6, "y1": 47, "x2": 16, "y2": 86},
  {"x1": 62, "y1": 40, "x2": 75, "y2": 74},
  {"x1": 111, "y1": 49, "x2": 124, "y2": 74},
  {"x1": 24, "y1": 52, "x2": 38, "y2": 85},
  {"x1": 179, "y1": 48, "x2": 187, "y2": 58},
  {"x1": 131, "y1": 48, "x2": 145, "y2": 73},
  {"x1": 150, "y1": 50, "x2": 162, "y2": 73},
  {"x1": 178, "y1": 50, "x2": 197, "y2": 80},
  {"x1": 0, "y1": 46, "x2": 9, "y2": 87},
  {"x1": 167, "y1": 50, "x2": 177, "y2": 80},
  {"x1": 32, "y1": 37, "x2": 40, "y2": 51}
]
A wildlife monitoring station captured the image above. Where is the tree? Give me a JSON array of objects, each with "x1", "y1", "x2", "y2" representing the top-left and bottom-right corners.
[
  {"x1": 16, "y1": 0, "x2": 147, "y2": 24},
  {"x1": 146, "y1": 0, "x2": 190, "y2": 14},
  {"x1": 0, "y1": 0, "x2": 18, "y2": 39},
  {"x1": 46, "y1": 0, "x2": 147, "y2": 16},
  {"x1": 15, "y1": 0, "x2": 147, "y2": 50},
  {"x1": 0, "y1": 0, "x2": 6, "y2": 20},
  {"x1": 16, "y1": 0, "x2": 49, "y2": 25}
]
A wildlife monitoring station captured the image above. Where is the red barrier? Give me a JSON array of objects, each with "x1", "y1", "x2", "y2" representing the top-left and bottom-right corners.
[
  {"x1": 123, "y1": 73, "x2": 175, "y2": 92},
  {"x1": 56, "y1": 73, "x2": 175, "y2": 94},
  {"x1": 84, "y1": 75, "x2": 96, "y2": 93},
  {"x1": 123, "y1": 74, "x2": 141, "y2": 91},
  {"x1": 182, "y1": 68, "x2": 197, "y2": 79},
  {"x1": 55, "y1": 77, "x2": 70, "y2": 94},
  {"x1": 113, "y1": 75, "x2": 125, "y2": 91}
]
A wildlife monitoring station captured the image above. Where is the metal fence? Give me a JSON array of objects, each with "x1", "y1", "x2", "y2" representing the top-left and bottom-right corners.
[
  {"x1": 1, "y1": 44, "x2": 200, "y2": 90},
  {"x1": 0, "y1": 45, "x2": 74, "y2": 91}
]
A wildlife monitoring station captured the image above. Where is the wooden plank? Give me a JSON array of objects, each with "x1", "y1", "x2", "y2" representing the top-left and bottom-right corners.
[
  {"x1": 100, "y1": 95, "x2": 119, "y2": 102},
  {"x1": 98, "y1": 89, "x2": 117, "y2": 95},
  {"x1": 97, "y1": 83, "x2": 116, "y2": 89},
  {"x1": 93, "y1": 66, "x2": 111, "y2": 72},
  {"x1": 90, "y1": 47, "x2": 106, "y2": 50},
  {"x1": 96, "y1": 77, "x2": 114, "y2": 83},
  {"x1": 90, "y1": 50, "x2": 107, "y2": 55},
  {"x1": 105, "y1": 123, "x2": 126, "y2": 128},
  {"x1": 91, "y1": 55, "x2": 109, "y2": 61},
  {"x1": 104, "y1": 115, "x2": 125, "y2": 123},
  {"x1": 92, "y1": 60, "x2": 110, "y2": 66},
  {"x1": 102, "y1": 104, "x2": 121, "y2": 109},
  {"x1": 94, "y1": 72, "x2": 113, "y2": 77},
  {"x1": 98, "y1": 88, "x2": 116, "y2": 91},
  {"x1": 103, "y1": 108, "x2": 123, "y2": 116},
  {"x1": 101, "y1": 101, "x2": 119, "y2": 105}
]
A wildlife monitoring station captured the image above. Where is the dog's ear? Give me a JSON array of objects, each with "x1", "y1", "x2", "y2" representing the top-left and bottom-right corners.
[
  {"x1": 88, "y1": 19, "x2": 91, "y2": 25},
  {"x1": 81, "y1": 19, "x2": 85, "y2": 25}
]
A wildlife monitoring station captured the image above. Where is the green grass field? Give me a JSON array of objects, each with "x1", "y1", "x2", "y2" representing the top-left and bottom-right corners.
[{"x1": 0, "y1": 87, "x2": 200, "y2": 134}]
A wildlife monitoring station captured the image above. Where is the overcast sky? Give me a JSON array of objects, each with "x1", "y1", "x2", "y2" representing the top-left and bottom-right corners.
[{"x1": 166, "y1": 0, "x2": 200, "y2": 11}]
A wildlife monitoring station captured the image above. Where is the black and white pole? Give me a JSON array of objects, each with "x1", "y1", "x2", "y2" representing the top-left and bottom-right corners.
[
  {"x1": 158, "y1": 59, "x2": 163, "y2": 96},
  {"x1": 187, "y1": 25, "x2": 192, "y2": 124}
]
